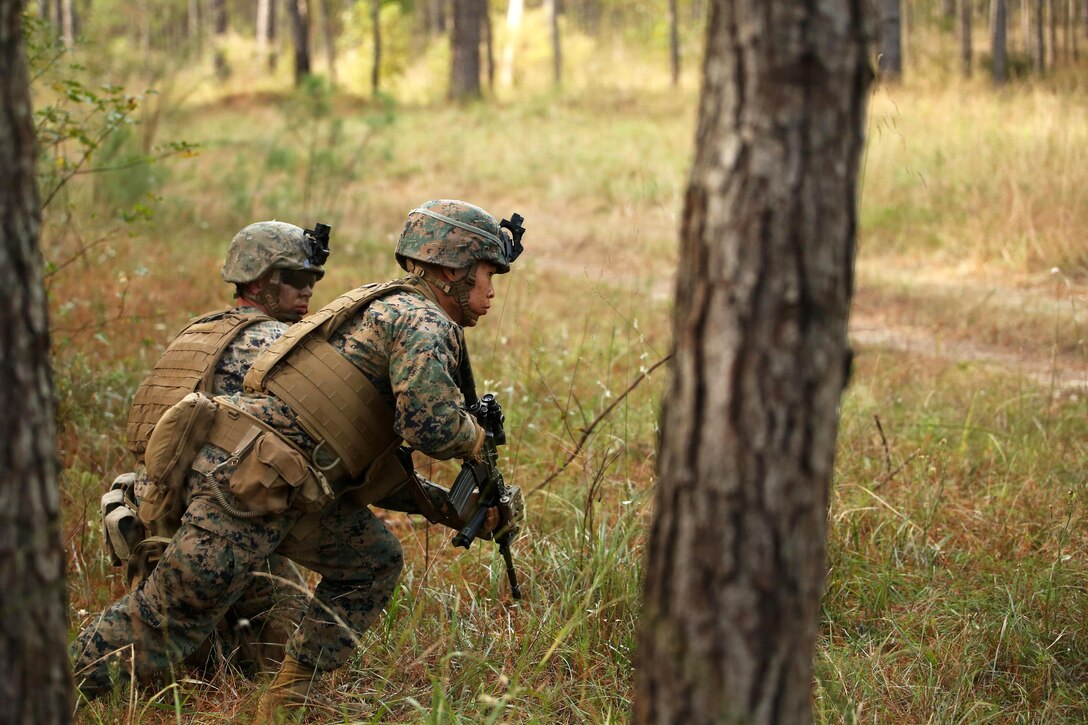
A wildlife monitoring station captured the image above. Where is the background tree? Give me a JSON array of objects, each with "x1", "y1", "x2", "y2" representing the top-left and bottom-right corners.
[
  {"x1": 287, "y1": 0, "x2": 312, "y2": 84},
  {"x1": 0, "y1": 1, "x2": 74, "y2": 721},
  {"x1": 212, "y1": 0, "x2": 229, "y2": 78},
  {"x1": 993, "y1": 0, "x2": 1008, "y2": 82},
  {"x1": 880, "y1": 0, "x2": 902, "y2": 80},
  {"x1": 959, "y1": 0, "x2": 972, "y2": 76},
  {"x1": 449, "y1": 0, "x2": 483, "y2": 99},
  {"x1": 548, "y1": 0, "x2": 561, "y2": 85},
  {"x1": 634, "y1": 0, "x2": 872, "y2": 721},
  {"x1": 256, "y1": 0, "x2": 276, "y2": 71},
  {"x1": 668, "y1": 0, "x2": 680, "y2": 85}
]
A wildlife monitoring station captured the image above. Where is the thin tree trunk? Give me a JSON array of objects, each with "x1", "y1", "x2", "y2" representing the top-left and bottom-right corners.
[
  {"x1": 189, "y1": 0, "x2": 202, "y2": 55},
  {"x1": 57, "y1": 0, "x2": 72, "y2": 45},
  {"x1": 960, "y1": 0, "x2": 973, "y2": 76},
  {"x1": 482, "y1": 0, "x2": 493, "y2": 91},
  {"x1": 548, "y1": 0, "x2": 561, "y2": 85},
  {"x1": 1071, "y1": 0, "x2": 1078, "y2": 58},
  {"x1": 499, "y1": 0, "x2": 523, "y2": 87},
  {"x1": 1049, "y1": 0, "x2": 1058, "y2": 64},
  {"x1": 257, "y1": 0, "x2": 272, "y2": 67},
  {"x1": 634, "y1": 0, "x2": 871, "y2": 719},
  {"x1": 371, "y1": 0, "x2": 380, "y2": 93},
  {"x1": 880, "y1": 0, "x2": 902, "y2": 81},
  {"x1": 0, "y1": 2, "x2": 74, "y2": 721},
  {"x1": 429, "y1": 0, "x2": 446, "y2": 35},
  {"x1": 448, "y1": 0, "x2": 482, "y2": 99},
  {"x1": 318, "y1": 0, "x2": 336, "y2": 86},
  {"x1": 993, "y1": 0, "x2": 1008, "y2": 82},
  {"x1": 287, "y1": 0, "x2": 311, "y2": 84},
  {"x1": 1034, "y1": 0, "x2": 1045, "y2": 70},
  {"x1": 213, "y1": 0, "x2": 229, "y2": 78},
  {"x1": 668, "y1": 0, "x2": 680, "y2": 86}
]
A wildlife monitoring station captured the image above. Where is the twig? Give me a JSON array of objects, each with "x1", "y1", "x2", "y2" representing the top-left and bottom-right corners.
[
  {"x1": 530, "y1": 355, "x2": 671, "y2": 494},
  {"x1": 873, "y1": 414, "x2": 892, "y2": 475}
]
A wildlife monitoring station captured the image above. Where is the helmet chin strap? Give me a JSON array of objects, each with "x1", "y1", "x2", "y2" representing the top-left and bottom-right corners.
[
  {"x1": 408, "y1": 261, "x2": 479, "y2": 326},
  {"x1": 255, "y1": 269, "x2": 298, "y2": 322}
]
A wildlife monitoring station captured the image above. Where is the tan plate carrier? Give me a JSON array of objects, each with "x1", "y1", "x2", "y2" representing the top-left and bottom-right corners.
[
  {"x1": 242, "y1": 281, "x2": 420, "y2": 500},
  {"x1": 126, "y1": 309, "x2": 274, "y2": 458}
]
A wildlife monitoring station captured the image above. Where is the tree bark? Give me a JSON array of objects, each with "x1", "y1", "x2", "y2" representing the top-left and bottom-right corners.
[
  {"x1": 548, "y1": 0, "x2": 561, "y2": 85},
  {"x1": 371, "y1": 0, "x2": 380, "y2": 93},
  {"x1": 189, "y1": 0, "x2": 203, "y2": 55},
  {"x1": 879, "y1": 0, "x2": 902, "y2": 81},
  {"x1": 993, "y1": 0, "x2": 1008, "y2": 82},
  {"x1": 212, "y1": 0, "x2": 229, "y2": 78},
  {"x1": 1034, "y1": 0, "x2": 1045, "y2": 71},
  {"x1": 448, "y1": 0, "x2": 482, "y2": 100},
  {"x1": 257, "y1": 0, "x2": 276, "y2": 71},
  {"x1": 318, "y1": 0, "x2": 337, "y2": 87},
  {"x1": 960, "y1": 0, "x2": 973, "y2": 76},
  {"x1": 668, "y1": 0, "x2": 680, "y2": 86},
  {"x1": 287, "y1": 0, "x2": 312, "y2": 84},
  {"x1": 482, "y1": 0, "x2": 494, "y2": 91},
  {"x1": 633, "y1": 0, "x2": 872, "y2": 722},
  {"x1": 499, "y1": 0, "x2": 523, "y2": 87},
  {"x1": 0, "y1": 2, "x2": 74, "y2": 723}
]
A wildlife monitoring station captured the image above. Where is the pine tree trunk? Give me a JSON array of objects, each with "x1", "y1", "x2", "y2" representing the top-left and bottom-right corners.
[
  {"x1": 993, "y1": 0, "x2": 1008, "y2": 82},
  {"x1": 288, "y1": 0, "x2": 311, "y2": 84},
  {"x1": 548, "y1": 0, "x2": 561, "y2": 85},
  {"x1": 634, "y1": 0, "x2": 871, "y2": 721},
  {"x1": 668, "y1": 0, "x2": 680, "y2": 86},
  {"x1": 482, "y1": 0, "x2": 493, "y2": 91},
  {"x1": 960, "y1": 0, "x2": 973, "y2": 76},
  {"x1": 880, "y1": 0, "x2": 902, "y2": 81},
  {"x1": 371, "y1": 0, "x2": 380, "y2": 93},
  {"x1": 499, "y1": 0, "x2": 523, "y2": 87},
  {"x1": 0, "y1": 3, "x2": 74, "y2": 722},
  {"x1": 449, "y1": 0, "x2": 482, "y2": 99},
  {"x1": 189, "y1": 0, "x2": 203, "y2": 55},
  {"x1": 318, "y1": 0, "x2": 336, "y2": 87},
  {"x1": 213, "y1": 0, "x2": 229, "y2": 78}
]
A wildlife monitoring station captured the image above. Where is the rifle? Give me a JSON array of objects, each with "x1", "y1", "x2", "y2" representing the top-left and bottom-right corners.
[{"x1": 446, "y1": 393, "x2": 523, "y2": 599}]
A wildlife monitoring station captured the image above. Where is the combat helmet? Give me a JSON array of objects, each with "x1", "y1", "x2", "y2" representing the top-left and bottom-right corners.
[
  {"x1": 222, "y1": 221, "x2": 326, "y2": 284},
  {"x1": 395, "y1": 200, "x2": 525, "y2": 326},
  {"x1": 221, "y1": 220, "x2": 330, "y2": 322}
]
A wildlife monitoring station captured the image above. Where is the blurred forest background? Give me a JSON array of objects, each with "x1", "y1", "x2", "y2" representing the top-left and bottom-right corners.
[{"x1": 26, "y1": 0, "x2": 1088, "y2": 722}]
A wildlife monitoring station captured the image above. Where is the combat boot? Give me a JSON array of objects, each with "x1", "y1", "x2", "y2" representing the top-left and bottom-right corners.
[{"x1": 256, "y1": 654, "x2": 318, "y2": 722}]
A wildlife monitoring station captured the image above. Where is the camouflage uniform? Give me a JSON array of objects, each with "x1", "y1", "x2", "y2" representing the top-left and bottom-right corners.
[
  {"x1": 86, "y1": 222, "x2": 327, "y2": 689},
  {"x1": 72, "y1": 201, "x2": 522, "y2": 696}
]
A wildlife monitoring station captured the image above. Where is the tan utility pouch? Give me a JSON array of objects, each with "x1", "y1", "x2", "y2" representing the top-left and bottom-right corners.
[
  {"x1": 141, "y1": 392, "x2": 219, "y2": 527},
  {"x1": 226, "y1": 430, "x2": 329, "y2": 515}
]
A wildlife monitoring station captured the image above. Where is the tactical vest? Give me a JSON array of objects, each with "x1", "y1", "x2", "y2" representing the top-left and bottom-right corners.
[
  {"x1": 125, "y1": 309, "x2": 274, "y2": 458},
  {"x1": 243, "y1": 280, "x2": 421, "y2": 488}
]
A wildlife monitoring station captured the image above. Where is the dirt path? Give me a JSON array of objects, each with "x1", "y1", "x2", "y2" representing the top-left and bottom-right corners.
[{"x1": 532, "y1": 256, "x2": 1088, "y2": 394}]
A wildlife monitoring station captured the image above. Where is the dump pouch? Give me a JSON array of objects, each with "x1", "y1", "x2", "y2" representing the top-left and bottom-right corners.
[
  {"x1": 226, "y1": 431, "x2": 330, "y2": 515},
  {"x1": 140, "y1": 392, "x2": 219, "y2": 528}
]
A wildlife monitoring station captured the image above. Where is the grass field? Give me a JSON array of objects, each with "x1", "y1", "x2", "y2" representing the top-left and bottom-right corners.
[{"x1": 46, "y1": 38, "x2": 1088, "y2": 723}]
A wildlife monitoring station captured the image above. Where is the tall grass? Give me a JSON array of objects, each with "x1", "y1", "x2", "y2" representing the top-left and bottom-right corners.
[{"x1": 52, "y1": 40, "x2": 1088, "y2": 722}]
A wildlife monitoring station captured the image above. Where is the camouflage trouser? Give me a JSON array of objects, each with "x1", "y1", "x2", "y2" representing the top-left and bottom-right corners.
[
  {"x1": 122, "y1": 466, "x2": 307, "y2": 677},
  {"x1": 71, "y1": 445, "x2": 404, "y2": 696}
]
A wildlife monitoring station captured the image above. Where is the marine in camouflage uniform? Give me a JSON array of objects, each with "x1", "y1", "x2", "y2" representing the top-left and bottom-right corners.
[
  {"x1": 71, "y1": 201, "x2": 526, "y2": 714},
  {"x1": 97, "y1": 220, "x2": 328, "y2": 680}
]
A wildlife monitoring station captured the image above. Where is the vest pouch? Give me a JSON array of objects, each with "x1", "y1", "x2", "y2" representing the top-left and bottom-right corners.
[
  {"x1": 141, "y1": 392, "x2": 219, "y2": 528},
  {"x1": 227, "y1": 432, "x2": 330, "y2": 515}
]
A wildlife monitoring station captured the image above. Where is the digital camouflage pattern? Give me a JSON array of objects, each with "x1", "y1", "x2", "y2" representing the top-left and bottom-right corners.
[
  {"x1": 72, "y1": 280, "x2": 474, "y2": 693},
  {"x1": 212, "y1": 307, "x2": 287, "y2": 393},
  {"x1": 125, "y1": 306, "x2": 306, "y2": 677},
  {"x1": 72, "y1": 446, "x2": 402, "y2": 692},
  {"x1": 227, "y1": 280, "x2": 479, "y2": 462},
  {"x1": 221, "y1": 221, "x2": 326, "y2": 284},
  {"x1": 395, "y1": 199, "x2": 510, "y2": 273}
]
